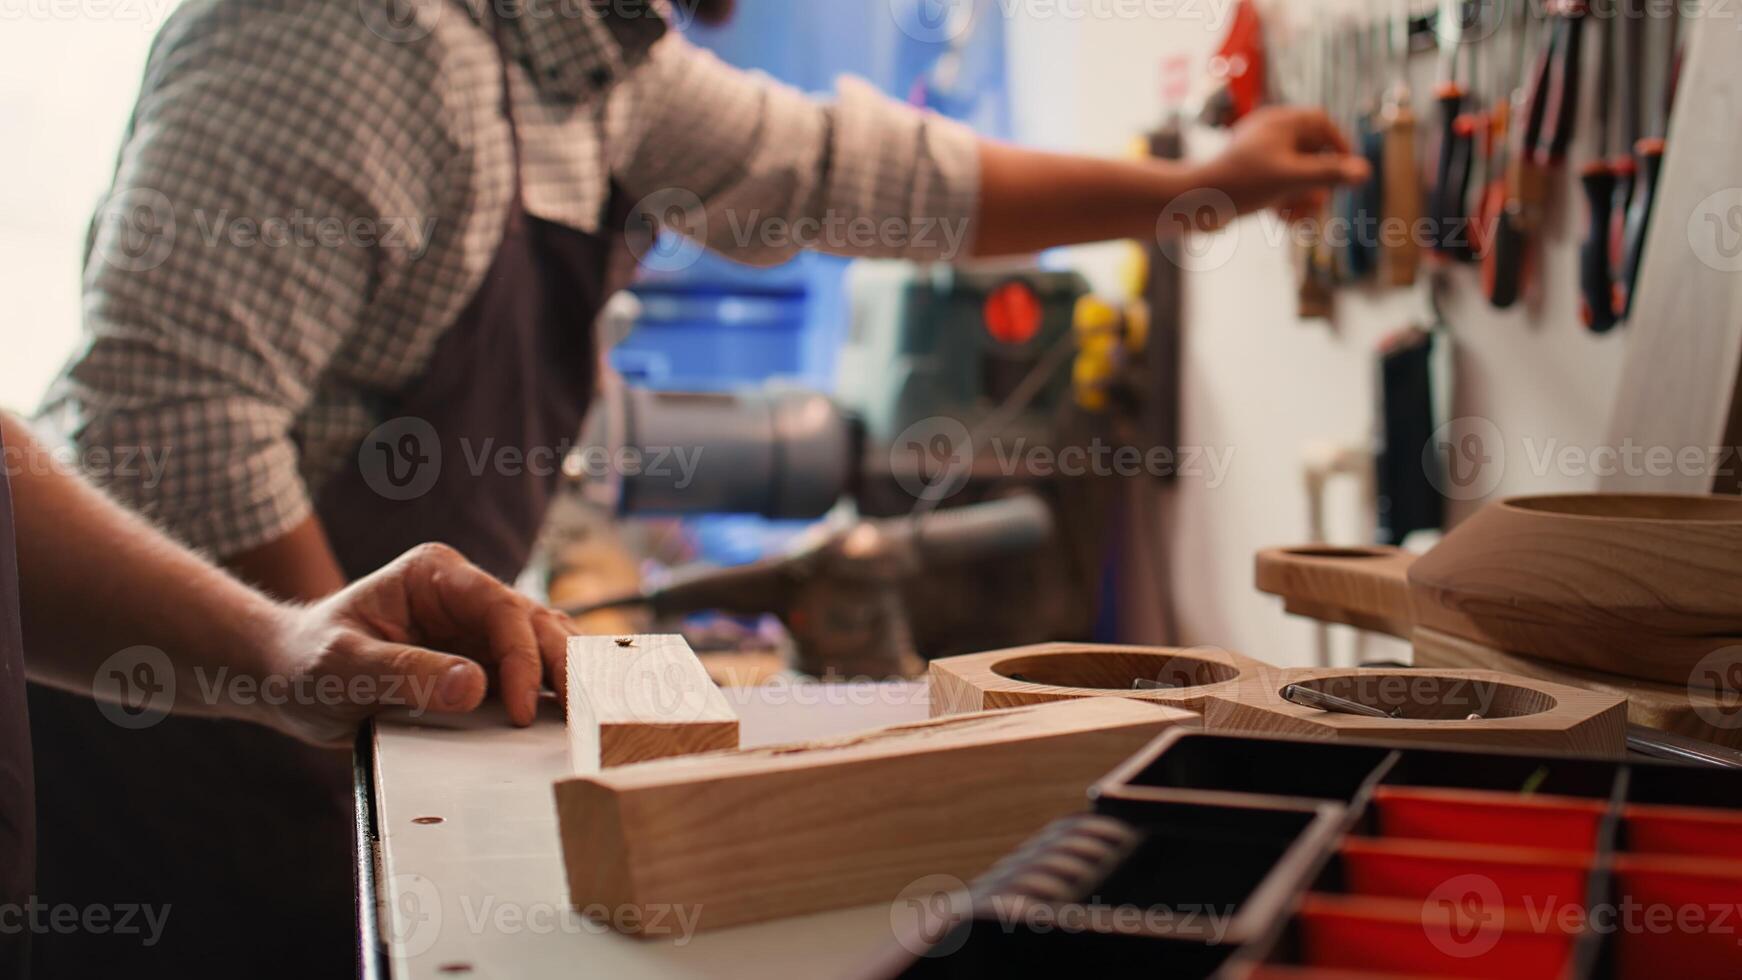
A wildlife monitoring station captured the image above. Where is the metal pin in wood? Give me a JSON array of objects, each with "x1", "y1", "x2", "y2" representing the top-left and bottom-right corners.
[{"x1": 1281, "y1": 683, "x2": 1402, "y2": 719}]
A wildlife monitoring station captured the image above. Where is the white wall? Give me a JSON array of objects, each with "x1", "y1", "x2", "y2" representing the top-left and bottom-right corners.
[
  {"x1": 0, "y1": 3, "x2": 177, "y2": 413},
  {"x1": 1007, "y1": 5, "x2": 1627, "y2": 666}
]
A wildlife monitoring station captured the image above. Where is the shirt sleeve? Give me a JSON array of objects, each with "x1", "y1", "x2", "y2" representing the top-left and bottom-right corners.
[
  {"x1": 44, "y1": 4, "x2": 449, "y2": 559},
  {"x1": 615, "y1": 32, "x2": 981, "y2": 267}
]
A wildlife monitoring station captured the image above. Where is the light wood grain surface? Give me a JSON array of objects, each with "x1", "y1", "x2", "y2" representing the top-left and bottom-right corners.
[
  {"x1": 374, "y1": 684, "x2": 941, "y2": 979},
  {"x1": 928, "y1": 642, "x2": 1267, "y2": 716},
  {"x1": 1202, "y1": 667, "x2": 1629, "y2": 755},
  {"x1": 566, "y1": 634, "x2": 739, "y2": 772},
  {"x1": 553, "y1": 697, "x2": 1194, "y2": 935},
  {"x1": 1411, "y1": 627, "x2": 1742, "y2": 749},
  {"x1": 1258, "y1": 494, "x2": 1742, "y2": 685}
]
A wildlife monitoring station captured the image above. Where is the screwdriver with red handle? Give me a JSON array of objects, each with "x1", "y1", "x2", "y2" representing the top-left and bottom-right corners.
[
  {"x1": 1616, "y1": 1, "x2": 1677, "y2": 319},
  {"x1": 1578, "y1": 14, "x2": 1619, "y2": 331}
]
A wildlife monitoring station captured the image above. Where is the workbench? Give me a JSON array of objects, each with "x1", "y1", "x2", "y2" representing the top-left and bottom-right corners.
[{"x1": 356, "y1": 683, "x2": 934, "y2": 979}]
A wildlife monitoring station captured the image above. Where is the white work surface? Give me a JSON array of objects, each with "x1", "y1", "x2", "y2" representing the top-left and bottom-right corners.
[{"x1": 372, "y1": 682, "x2": 934, "y2": 979}]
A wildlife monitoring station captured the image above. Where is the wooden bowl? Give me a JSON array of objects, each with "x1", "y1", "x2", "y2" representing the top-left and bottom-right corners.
[
  {"x1": 1257, "y1": 493, "x2": 1742, "y2": 686},
  {"x1": 1202, "y1": 668, "x2": 1628, "y2": 755},
  {"x1": 928, "y1": 642, "x2": 1267, "y2": 717}
]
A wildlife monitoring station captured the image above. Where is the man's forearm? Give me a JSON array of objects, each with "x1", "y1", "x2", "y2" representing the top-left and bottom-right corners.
[
  {"x1": 969, "y1": 109, "x2": 1368, "y2": 259},
  {"x1": 971, "y1": 142, "x2": 1199, "y2": 257},
  {"x1": 5, "y1": 413, "x2": 296, "y2": 719},
  {"x1": 225, "y1": 515, "x2": 348, "y2": 603}
]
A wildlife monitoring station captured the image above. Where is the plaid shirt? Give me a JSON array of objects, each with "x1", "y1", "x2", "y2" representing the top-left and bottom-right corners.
[{"x1": 43, "y1": 0, "x2": 979, "y2": 559}]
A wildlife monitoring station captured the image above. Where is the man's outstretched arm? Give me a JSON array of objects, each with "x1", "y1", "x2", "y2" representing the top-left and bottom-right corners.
[{"x1": 5, "y1": 413, "x2": 575, "y2": 744}]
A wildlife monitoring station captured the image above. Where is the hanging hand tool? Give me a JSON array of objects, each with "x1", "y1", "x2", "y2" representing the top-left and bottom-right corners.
[
  {"x1": 1380, "y1": 0, "x2": 1423, "y2": 286},
  {"x1": 1299, "y1": 25, "x2": 1336, "y2": 317},
  {"x1": 1533, "y1": 0, "x2": 1587, "y2": 166},
  {"x1": 1479, "y1": 46, "x2": 1526, "y2": 306},
  {"x1": 1617, "y1": 1, "x2": 1678, "y2": 319},
  {"x1": 1429, "y1": 0, "x2": 1477, "y2": 261},
  {"x1": 1578, "y1": 14, "x2": 1620, "y2": 332},
  {"x1": 1607, "y1": 0, "x2": 1643, "y2": 317},
  {"x1": 1198, "y1": 0, "x2": 1270, "y2": 127},
  {"x1": 1505, "y1": 3, "x2": 1550, "y2": 238},
  {"x1": 1348, "y1": 19, "x2": 1387, "y2": 281}
]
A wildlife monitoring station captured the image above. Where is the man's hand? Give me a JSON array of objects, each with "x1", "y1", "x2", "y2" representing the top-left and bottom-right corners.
[
  {"x1": 972, "y1": 108, "x2": 1368, "y2": 258},
  {"x1": 1198, "y1": 106, "x2": 1373, "y2": 222},
  {"x1": 262, "y1": 544, "x2": 580, "y2": 745}
]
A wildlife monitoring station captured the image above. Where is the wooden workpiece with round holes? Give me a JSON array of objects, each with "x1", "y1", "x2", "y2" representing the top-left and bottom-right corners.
[
  {"x1": 1256, "y1": 493, "x2": 1742, "y2": 687},
  {"x1": 1201, "y1": 667, "x2": 1629, "y2": 755},
  {"x1": 927, "y1": 642, "x2": 1268, "y2": 718}
]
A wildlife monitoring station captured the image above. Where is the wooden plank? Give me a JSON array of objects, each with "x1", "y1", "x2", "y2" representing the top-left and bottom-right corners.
[
  {"x1": 566, "y1": 634, "x2": 738, "y2": 773},
  {"x1": 552, "y1": 697, "x2": 1194, "y2": 935},
  {"x1": 1604, "y1": 13, "x2": 1742, "y2": 495},
  {"x1": 373, "y1": 687, "x2": 936, "y2": 980},
  {"x1": 1201, "y1": 668, "x2": 1629, "y2": 756}
]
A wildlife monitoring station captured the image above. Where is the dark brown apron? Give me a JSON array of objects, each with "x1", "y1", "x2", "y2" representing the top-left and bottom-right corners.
[
  {"x1": 27, "y1": 23, "x2": 634, "y2": 976},
  {"x1": 0, "y1": 428, "x2": 36, "y2": 978}
]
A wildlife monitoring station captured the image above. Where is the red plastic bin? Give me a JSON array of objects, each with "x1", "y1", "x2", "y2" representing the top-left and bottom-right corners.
[
  {"x1": 1295, "y1": 893, "x2": 1581, "y2": 979},
  {"x1": 1370, "y1": 787, "x2": 1608, "y2": 852},
  {"x1": 1338, "y1": 838, "x2": 1591, "y2": 914},
  {"x1": 1623, "y1": 803, "x2": 1742, "y2": 860},
  {"x1": 1610, "y1": 854, "x2": 1742, "y2": 980}
]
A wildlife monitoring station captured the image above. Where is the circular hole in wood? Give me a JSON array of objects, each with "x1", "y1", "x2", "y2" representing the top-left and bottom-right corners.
[
  {"x1": 1505, "y1": 494, "x2": 1742, "y2": 522},
  {"x1": 1282, "y1": 546, "x2": 1393, "y2": 559},
  {"x1": 412, "y1": 816, "x2": 445, "y2": 825},
  {"x1": 991, "y1": 650, "x2": 1240, "y2": 691},
  {"x1": 1287, "y1": 673, "x2": 1557, "y2": 720}
]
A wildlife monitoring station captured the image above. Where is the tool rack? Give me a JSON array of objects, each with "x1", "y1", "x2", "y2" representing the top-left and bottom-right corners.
[{"x1": 881, "y1": 730, "x2": 1742, "y2": 978}]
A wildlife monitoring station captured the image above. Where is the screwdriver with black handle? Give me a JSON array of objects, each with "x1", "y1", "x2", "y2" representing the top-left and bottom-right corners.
[
  {"x1": 1607, "y1": 0, "x2": 1642, "y2": 319},
  {"x1": 1430, "y1": 0, "x2": 1476, "y2": 261},
  {"x1": 1349, "y1": 22, "x2": 1388, "y2": 282},
  {"x1": 1481, "y1": 1, "x2": 1530, "y2": 308},
  {"x1": 1533, "y1": 0, "x2": 1587, "y2": 167},
  {"x1": 1578, "y1": 14, "x2": 1619, "y2": 332},
  {"x1": 1506, "y1": 0, "x2": 1550, "y2": 237},
  {"x1": 1616, "y1": 2, "x2": 1676, "y2": 319}
]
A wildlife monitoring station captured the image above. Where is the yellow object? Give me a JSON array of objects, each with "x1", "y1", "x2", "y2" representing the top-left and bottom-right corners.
[{"x1": 1072, "y1": 296, "x2": 1122, "y2": 412}]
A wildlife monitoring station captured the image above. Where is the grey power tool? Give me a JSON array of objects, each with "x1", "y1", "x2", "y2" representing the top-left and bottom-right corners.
[{"x1": 562, "y1": 493, "x2": 1054, "y2": 679}]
